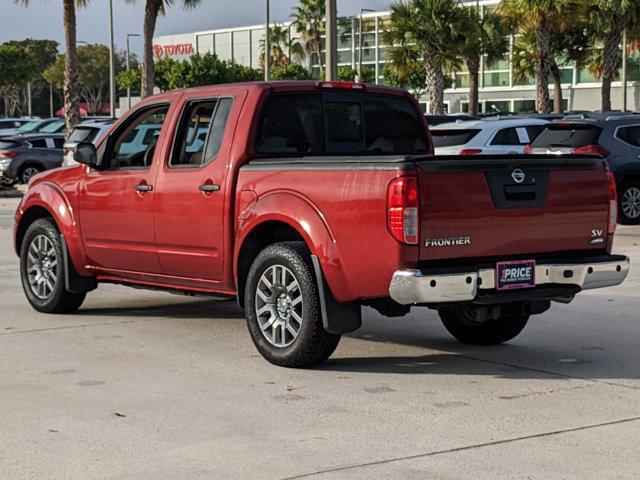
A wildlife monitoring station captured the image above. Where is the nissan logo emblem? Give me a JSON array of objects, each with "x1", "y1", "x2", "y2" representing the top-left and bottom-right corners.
[{"x1": 511, "y1": 169, "x2": 526, "y2": 184}]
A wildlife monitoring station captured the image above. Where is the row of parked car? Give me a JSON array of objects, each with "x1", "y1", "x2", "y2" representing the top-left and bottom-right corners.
[
  {"x1": 429, "y1": 111, "x2": 640, "y2": 224},
  {"x1": 3, "y1": 109, "x2": 640, "y2": 224}
]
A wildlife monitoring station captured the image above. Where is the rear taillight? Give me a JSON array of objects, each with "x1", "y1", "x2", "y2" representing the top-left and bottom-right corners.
[
  {"x1": 572, "y1": 144, "x2": 611, "y2": 157},
  {"x1": 607, "y1": 169, "x2": 617, "y2": 234},
  {"x1": 523, "y1": 145, "x2": 533, "y2": 154},
  {"x1": 460, "y1": 148, "x2": 482, "y2": 156},
  {"x1": 387, "y1": 176, "x2": 419, "y2": 245},
  {"x1": 0, "y1": 150, "x2": 19, "y2": 159}
]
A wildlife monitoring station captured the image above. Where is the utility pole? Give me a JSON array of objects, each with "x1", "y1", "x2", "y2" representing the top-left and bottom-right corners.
[
  {"x1": 126, "y1": 34, "x2": 140, "y2": 110},
  {"x1": 622, "y1": 28, "x2": 628, "y2": 111},
  {"x1": 358, "y1": 9, "x2": 374, "y2": 82},
  {"x1": 325, "y1": 0, "x2": 338, "y2": 81},
  {"x1": 265, "y1": 0, "x2": 271, "y2": 81},
  {"x1": 49, "y1": 83, "x2": 54, "y2": 118},
  {"x1": 108, "y1": 0, "x2": 116, "y2": 118},
  {"x1": 27, "y1": 82, "x2": 32, "y2": 118}
]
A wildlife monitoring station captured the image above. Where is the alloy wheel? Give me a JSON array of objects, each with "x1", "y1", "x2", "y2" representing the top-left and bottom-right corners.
[
  {"x1": 622, "y1": 186, "x2": 640, "y2": 220},
  {"x1": 254, "y1": 264, "x2": 303, "y2": 348},
  {"x1": 26, "y1": 234, "x2": 58, "y2": 300},
  {"x1": 21, "y1": 167, "x2": 41, "y2": 184}
]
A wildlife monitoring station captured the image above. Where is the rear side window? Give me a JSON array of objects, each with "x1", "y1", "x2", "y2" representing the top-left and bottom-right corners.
[
  {"x1": 29, "y1": 139, "x2": 47, "y2": 148},
  {"x1": 53, "y1": 138, "x2": 65, "y2": 149},
  {"x1": 255, "y1": 92, "x2": 428, "y2": 155},
  {"x1": 616, "y1": 125, "x2": 640, "y2": 147},
  {"x1": 531, "y1": 124, "x2": 601, "y2": 148},
  {"x1": 171, "y1": 98, "x2": 234, "y2": 167},
  {"x1": 68, "y1": 127, "x2": 99, "y2": 143},
  {"x1": 430, "y1": 129, "x2": 480, "y2": 147}
]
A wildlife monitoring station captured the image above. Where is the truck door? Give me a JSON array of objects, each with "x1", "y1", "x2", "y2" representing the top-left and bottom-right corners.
[
  {"x1": 78, "y1": 101, "x2": 175, "y2": 273},
  {"x1": 153, "y1": 91, "x2": 245, "y2": 281}
]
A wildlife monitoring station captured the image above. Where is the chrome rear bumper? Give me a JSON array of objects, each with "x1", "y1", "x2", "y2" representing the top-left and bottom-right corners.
[{"x1": 389, "y1": 256, "x2": 630, "y2": 305}]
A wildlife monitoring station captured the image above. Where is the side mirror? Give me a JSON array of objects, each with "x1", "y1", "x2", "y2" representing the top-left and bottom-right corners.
[{"x1": 74, "y1": 142, "x2": 98, "y2": 167}]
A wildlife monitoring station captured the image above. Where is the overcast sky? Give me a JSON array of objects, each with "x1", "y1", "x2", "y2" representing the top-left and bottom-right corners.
[{"x1": 1, "y1": 0, "x2": 392, "y2": 56}]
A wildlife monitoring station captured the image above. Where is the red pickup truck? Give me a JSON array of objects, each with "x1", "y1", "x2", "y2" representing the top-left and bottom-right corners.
[{"x1": 14, "y1": 81, "x2": 629, "y2": 367}]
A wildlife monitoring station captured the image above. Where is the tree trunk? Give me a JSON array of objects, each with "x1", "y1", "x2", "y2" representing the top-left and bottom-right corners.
[
  {"x1": 601, "y1": 32, "x2": 622, "y2": 112},
  {"x1": 466, "y1": 57, "x2": 480, "y2": 118},
  {"x1": 549, "y1": 60, "x2": 564, "y2": 114},
  {"x1": 62, "y1": 0, "x2": 80, "y2": 135},
  {"x1": 534, "y1": 18, "x2": 551, "y2": 114},
  {"x1": 141, "y1": 0, "x2": 161, "y2": 98},
  {"x1": 425, "y1": 53, "x2": 444, "y2": 115}
]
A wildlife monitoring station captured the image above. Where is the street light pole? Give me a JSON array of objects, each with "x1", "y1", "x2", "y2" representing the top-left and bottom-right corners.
[
  {"x1": 126, "y1": 34, "x2": 140, "y2": 110},
  {"x1": 622, "y1": 28, "x2": 628, "y2": 111},
  {"x1": 108, "y1": 0, "x2": 116, "y2": 118},
  {"x1": 265, "y1": 0, "x2": 270, "y2": 81},
  {"x1": 49, "y1": 82, "x2": 54, "y2": 118},
  {"x1": 325, "y1": 0, "x2": 338, "y2": 81}
]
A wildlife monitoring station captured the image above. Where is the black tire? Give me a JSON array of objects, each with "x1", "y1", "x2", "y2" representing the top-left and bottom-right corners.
[
  {"x1": 20, "y1": 218, "x2": 86, "y2": 314},
  {"x1": 19, "y1": 163, "x2": 43, "y2": 184},
  {"x1": 618, "y1": 180, "x2": 640, "y2": 225},
  {"x1": 439, "y1": 306, "x2": 528, "y2": 345},
  {"x1": 245, "y1": 241, "x2": 340, "y2": 368}
]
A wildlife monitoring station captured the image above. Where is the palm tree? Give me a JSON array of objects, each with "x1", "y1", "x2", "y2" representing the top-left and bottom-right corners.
[
  {"x1": 15, "y1": 0, "x2": 86, "y2": 135},
  {"x1": 291, "y1": 0, "x2": 325, "y2": 76},
  {"x1": 512, "y1": 26, "x2": 591, "y2": 113},
  {"x1": 260, "y1": 24, "x2": 304, "y2": 69},
  {"x1": 458, "y1": 8, "x2": 509, "y2": 118},
  {"x1": 500, "y1": 0, "x2": 581, "y2": 113},
  {"x1": 126, "y1": 0, "x2": 202, "y2": 98},
  {"x1": 384, "y1": 0, "x2": 465, "y2": 115},
  {"x1": 586, "y1": 0, "x2": 640, "y2": 111}
]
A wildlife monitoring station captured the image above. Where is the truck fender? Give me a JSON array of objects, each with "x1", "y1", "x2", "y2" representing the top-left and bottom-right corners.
[
  {"x1": 235, "y1": 191, "x2": 361, "y2": 333},
  {"x1": 15, "y1": 182, "x2": 92, "y2": 285}
]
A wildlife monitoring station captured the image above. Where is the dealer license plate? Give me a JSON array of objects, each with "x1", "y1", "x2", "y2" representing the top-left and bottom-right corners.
[{"x1": 496, "y1": 260, "x2": 536, "y2": 291}]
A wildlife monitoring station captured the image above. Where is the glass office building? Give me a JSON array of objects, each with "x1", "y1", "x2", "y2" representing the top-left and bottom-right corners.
[{"x1": 153, "y1": 0, "x2": 640, "y2": 113}]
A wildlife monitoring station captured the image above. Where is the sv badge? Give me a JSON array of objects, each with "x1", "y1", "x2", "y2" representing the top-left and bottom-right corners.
[{"x1": 589, "y1": 229, "x2": 604, "y2": 244}]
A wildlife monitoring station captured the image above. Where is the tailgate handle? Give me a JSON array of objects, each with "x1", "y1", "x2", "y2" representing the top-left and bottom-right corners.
[{"x1": 504, "y1": 185, "x2": 536, "y2": 202}]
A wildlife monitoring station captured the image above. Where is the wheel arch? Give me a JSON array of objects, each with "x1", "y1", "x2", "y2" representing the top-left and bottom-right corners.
[{"x1": 15, "y1": 183, "x2": 89, "y2": 276}]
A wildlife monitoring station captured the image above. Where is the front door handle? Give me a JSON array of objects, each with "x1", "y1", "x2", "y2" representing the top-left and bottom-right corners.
[
  {"x1": 135, "y1": 184, "x2": 153, "y2": 192},
  {"x1": 199, "y1": 183, "x2": 220, "y2": 193}
]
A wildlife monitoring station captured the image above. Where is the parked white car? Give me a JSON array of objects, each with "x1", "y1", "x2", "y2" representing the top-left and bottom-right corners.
[
  {"x1": 430, "y1": 117, "x2": 549, "y2": 155},
  {"x1": 62, "y1": 119, "x2": 116, "y2": 167},
  {"x1": 0, "y1": 118, "x2": 34, "y2": 137}
]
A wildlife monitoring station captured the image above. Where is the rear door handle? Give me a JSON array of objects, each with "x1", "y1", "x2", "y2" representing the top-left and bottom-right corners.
[
  {"x1": 135, "y1": 184, "x2": 153, "y2": 192},
  {"x1": 199, "y1": 184, "x2": 220, "y2": 192}
]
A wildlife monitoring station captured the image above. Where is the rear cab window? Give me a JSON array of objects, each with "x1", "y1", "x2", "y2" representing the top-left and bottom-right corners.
[
  {"x1": 430, "y1": 129, "x2": 480, "y2": 148},
  {"x1": 531, "y1": 123, "x2": 601, "y2": 148},
  {"x1": 255, "y1": 91, "x2": 429, "y2": 155}
]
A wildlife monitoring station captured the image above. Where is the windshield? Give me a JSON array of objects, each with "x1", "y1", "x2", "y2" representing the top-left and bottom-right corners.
[
  {"x1": 40, "y1": 121, "x2": 64, "y2": 133},
  {"x1": 18, "y1": 121, "x2": 40, "y2": 132},
  {"x1": 256, "y1": 92, "x2": 430, "y2": 155},
  {"x1": 431, "y1": 129, "x2": 481, "y2": 148},
  {"x1": 531, "y1": 123, "x2": 601, "y2": 148}
]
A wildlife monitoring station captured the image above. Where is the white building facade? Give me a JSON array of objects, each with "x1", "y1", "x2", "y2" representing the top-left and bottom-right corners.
[{"x1": 152, "y1": 0, "x2": 640, "y2": 114}]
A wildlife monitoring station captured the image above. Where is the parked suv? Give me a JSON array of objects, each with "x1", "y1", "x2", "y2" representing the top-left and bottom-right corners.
[
  {"x1": 0, "y1": 134, "x2": 64, "y2": 184},
  {"x1": 526, "y1": 112, "x2": 640, "y2": 224},
  {"x1": 430, "y1": 117, "x2": 548, "y2": 155}
]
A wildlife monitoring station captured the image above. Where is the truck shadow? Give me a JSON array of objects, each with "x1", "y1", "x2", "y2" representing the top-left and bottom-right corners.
[{"x1": 77, "y1": 299, "x2": 244, "y2": 319}]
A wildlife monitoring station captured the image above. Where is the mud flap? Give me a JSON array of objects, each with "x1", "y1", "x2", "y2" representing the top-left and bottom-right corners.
[
  {"x1": 311, "y1": 255, "x2": 362, "y2": 334},
  {"x1": 60, "y1": 235, "x2": 97, "y2": 294}
]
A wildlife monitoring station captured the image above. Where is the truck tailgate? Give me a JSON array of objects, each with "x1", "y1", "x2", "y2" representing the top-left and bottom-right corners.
[{"x1": 417, "y1": 156, "x2": 609, "y2": 261}]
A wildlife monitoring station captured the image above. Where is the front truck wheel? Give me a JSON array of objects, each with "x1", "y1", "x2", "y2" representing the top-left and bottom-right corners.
[
  {"x1": 20, "y1": 218, "x2": 86, "y2": 313},
  {"x1": 245, "y1": 242, "x2": 341, "y2": 368},
  {"x1": 438, "y1": 305, "x2": 529, "y2": 345}
]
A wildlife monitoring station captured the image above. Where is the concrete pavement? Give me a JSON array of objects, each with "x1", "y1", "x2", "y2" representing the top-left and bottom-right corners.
[{"x1": 1, "y1": 197, "x2": 639, "y2": 479}]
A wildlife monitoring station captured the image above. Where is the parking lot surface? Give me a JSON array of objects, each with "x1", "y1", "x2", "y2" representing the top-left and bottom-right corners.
[{"x1": 1, "y1": 196, "x2": 639, "y2": 479}]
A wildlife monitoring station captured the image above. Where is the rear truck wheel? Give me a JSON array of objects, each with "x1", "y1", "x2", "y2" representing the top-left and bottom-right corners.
[
  {"x1": 438, "y1": 305, "x2": 529, "y2": 345},
  {"x1": 20, "y1": 218, "x2": 86, "y2": 314},
  {"x1": 19, "y1": 164, "x2": 43, "y2": 184},
  {"x1": 245, "y1": 242, "x2": 341, "y2": 368},
  {"x1": 619, "y1": 181, "x2": 640, "y2": 225}
]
